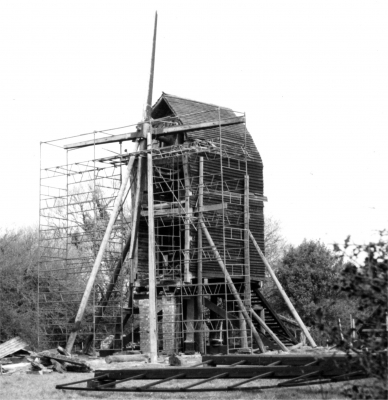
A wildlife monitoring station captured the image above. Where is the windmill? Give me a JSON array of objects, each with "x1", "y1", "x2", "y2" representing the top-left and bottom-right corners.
[{"x1": 62, "y1": 12, "x2": 316, "y2": 362}]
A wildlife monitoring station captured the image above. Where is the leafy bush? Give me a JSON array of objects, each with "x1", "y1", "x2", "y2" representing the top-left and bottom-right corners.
[
  {"x1": 330, "y1": 232, "x2": 388, "y2": 399},
  {"x1": 270, "y1": 240, "x2": 359, "y2": 344}
]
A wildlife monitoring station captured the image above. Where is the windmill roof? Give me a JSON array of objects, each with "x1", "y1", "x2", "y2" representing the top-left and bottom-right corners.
[{"x1": 151, "y1": 92, "x2": 261, "y2": 162}]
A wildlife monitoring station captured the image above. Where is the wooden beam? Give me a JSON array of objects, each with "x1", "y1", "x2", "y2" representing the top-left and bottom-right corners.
[
  {"x1": 202, "y1": 353, "x2": 353, "y2": 366},
  {"x1": 65, "y1": 152, "x2": 137, "y2": 354},
  {"x1": 146, "y1": 123, "x2": 157, "y2": 364},
  {"x1": 249, "y1": 231, "x2": 317, "y2": 348},
  {"x1": 243, "y1": 175, "x2": 250, "y2": 308},
  {"x1": 63, "y1": 131, "x2": 145, "y2": 150},
  {"x1": 204, "y1": 298, "x2": 239, "y2": 323},
  {"x1": 94, "y1": 364, "x2": 352, "y2": 380},
  {"x1": 153, "y1": 116, "x2": 245, "y2": 136},
  {"x1": 63, "y1": 117, "x2": 245, "y2": 150},
  {"x1": 140, "y1": 203, "x2": 227, "y2": 217},
  {"x1": 182, "y1": 155, "x2": 191, "y2": 283},
  {"x1": 197, "y1": 156, "x2": 204, "y2": 353},
  {"x1": 252, "y1": 287, "x2": 298, "y2": 344},
  {"x1": 128, "y1": 140, "x2": 146, "y2": 258},
  {"x1": 199, "y1": 220, "x2": 266, "y2": 353},
  {"x1": 250, "y1": 309, "x2": 289, "y2": 352}
]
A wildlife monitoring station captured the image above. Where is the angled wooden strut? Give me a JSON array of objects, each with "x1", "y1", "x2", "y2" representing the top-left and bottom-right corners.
[
  {"x1": 65, "y1": 150, "x2": 138, "y2": 353},
  {"x1": 248, "y1": 230, "x2": 317, "y2": 347},
  {"x1": 145, "y1": 11, "x2": 158, "y2": 364},
  {"x1": 198, "y1": 220, "x2": 266, "y2": 353}
]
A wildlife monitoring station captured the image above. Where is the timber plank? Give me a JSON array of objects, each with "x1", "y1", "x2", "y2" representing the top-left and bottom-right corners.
[
  {"x1": 202, "y1": 354, "x2": 352, "y2": 366},
  {"x1": 64, "y1": 117, "x2": 245, "y2": 150},
  {"x1": 0, "y1": 337, "x2": 28, "y2": 359},
  {"x1": 95, "y1": 364, "x2": 351, "y2": 380}
]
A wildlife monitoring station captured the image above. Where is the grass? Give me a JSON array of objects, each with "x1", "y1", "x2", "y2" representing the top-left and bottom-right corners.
[{"x1": 0, "y1": 372, "x2": 352, "y2": 400}]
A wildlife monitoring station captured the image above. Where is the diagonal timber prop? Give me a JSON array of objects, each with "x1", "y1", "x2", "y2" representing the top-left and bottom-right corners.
[
  {"x1": 248, "y1": 230, "x2": 317, "y2": 347},
  {"x1": 198, "y1": 220, "x2": 266, "y2": 353},
  {"x1": 250, "y1": 309, "x2": 289, "y2": 352},
  {"x1": 65, "y1": 150, "x2": 138, "y2": 353}
]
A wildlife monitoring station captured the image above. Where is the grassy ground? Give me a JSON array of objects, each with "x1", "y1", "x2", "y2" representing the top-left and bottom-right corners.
[{"x1": 0, "y1": 372, "x2": 352, "y2": 400}]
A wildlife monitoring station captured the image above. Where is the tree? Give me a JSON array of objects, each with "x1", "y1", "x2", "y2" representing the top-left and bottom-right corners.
[
  {"x1": 264, "y1": 216, "x2": 287, "y2": 266},
  {"x1": 271, "y1": 240, "x2": 359, "y2": 343},
  {"x1": 329, "y1": 232, "x2": 388, "y2": 399},
  {"x1": 0, "y1": 228, "x2": 39, "y2": 346}
]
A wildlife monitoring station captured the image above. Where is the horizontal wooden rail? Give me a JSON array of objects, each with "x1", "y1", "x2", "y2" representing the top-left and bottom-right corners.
[{"x1": 64, "y1": 116, "x2": 245, "y2": 150}]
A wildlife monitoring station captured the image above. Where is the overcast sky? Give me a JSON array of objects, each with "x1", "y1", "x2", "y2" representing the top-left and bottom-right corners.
[{"x1": 1, "y1": 1, "x2": 387, "y2": 247}]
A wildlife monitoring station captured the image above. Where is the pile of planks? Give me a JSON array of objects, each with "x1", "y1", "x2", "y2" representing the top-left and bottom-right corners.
[{"x1": 27, "y1": 347, "x2": 92, "y2": 374}]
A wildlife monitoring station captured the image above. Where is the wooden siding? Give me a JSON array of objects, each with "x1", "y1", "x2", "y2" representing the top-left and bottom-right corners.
[{"x1": 134, "y1": 94, "x2": 266, "y2": 282}]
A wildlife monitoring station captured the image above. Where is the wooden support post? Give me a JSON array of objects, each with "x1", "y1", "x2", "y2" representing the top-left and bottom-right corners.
[
  {"x1": 185, "y1": 297, "x2": 195, "y2": 353},
  {"x1": 238, "y1": 311, "x2": 248, "y2": 348},
  {"x1": 242, "y1": 175, "x2": 250, "y2": 347},
  {"x1": 250, "y1": 309, "x2": 289, "y2": 352},
  {"x1": 182, "y1": 155, "x2": 191, "y2": 282},
  {"x1": 65, "y1": 153, "x2": 137, "y2": 353},
  {"x1": 259, "y1": 308, "x2": 266, "y2": 335},
  {"x1": 128, "y1": 140, "x2": 146, "y2": 259},
  {"x1": 197, "y1": 157, "x2": 204, "y2": 353},
  {"x1": 146, "y1": 123, "x2": 158, "y2": 364},
  {"x1": 249, "y1": 231, "x2": 317, "y2": 348},
  {"x1": 199, "y1": 220, "x2": 265, "y2": 353},
  {"x1": 244, "y1": 175, "x2": 250, "y2": 304}
]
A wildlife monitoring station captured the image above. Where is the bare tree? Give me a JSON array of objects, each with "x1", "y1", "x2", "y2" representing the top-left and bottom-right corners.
[{"x1": 264, "y1": 215, "x2": 287, "y2": 267}]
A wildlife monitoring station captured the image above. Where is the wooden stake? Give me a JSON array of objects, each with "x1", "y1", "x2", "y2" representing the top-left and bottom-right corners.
[
  {"x1": 199, "y1": 220, "x2": 265, "y2": 353},
  {"x1": 249, "y1": 231, "x2": 317, "y2": 348},
  {"x1": 65, "y1": 153, "x2": 136, "y2": 353}
]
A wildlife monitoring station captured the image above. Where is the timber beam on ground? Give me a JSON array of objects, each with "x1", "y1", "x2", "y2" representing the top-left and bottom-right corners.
[
  {"x1": 64, "y1": 116, "x2": 245, "y2": 150},
  {"x1": 56, "y1": 353, "x2": 365, "y2": 393},
  {"x1": 202, "y1": 353, "x2": 358, "y2": 366},
  {"x1": 94, "y1": 366, "x2": 356, "y2": 381}
]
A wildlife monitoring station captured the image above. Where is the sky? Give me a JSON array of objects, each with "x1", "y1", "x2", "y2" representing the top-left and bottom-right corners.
[{"x1": 0, "y1": 1, "x2": 387, "y2": 247}]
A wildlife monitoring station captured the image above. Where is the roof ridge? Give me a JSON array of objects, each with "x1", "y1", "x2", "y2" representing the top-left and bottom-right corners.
[{"x1": 162, "y1": 92, "x2": 233, "y2": 111}]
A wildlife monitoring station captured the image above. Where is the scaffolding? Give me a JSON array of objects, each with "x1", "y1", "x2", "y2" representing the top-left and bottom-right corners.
[{"x1": 38, "y1": 106, "x2": 280, "y2": 355}]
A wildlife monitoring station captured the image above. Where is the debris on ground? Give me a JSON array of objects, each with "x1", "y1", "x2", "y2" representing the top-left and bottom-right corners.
[
  {"x1": 105, "y1": 354, "x2": 148, "y2": 364},
  {"x1": 169, "y1": 353, "x2": 202, "y2": 366},
  {"x1": 0, "y1": 337, "x2": 29, "y2": 359},
  {"x1": 0, "y1": 342, "x2": 92, "y2": 375}
]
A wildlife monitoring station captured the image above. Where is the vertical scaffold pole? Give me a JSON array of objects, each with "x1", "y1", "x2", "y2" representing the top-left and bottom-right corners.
[{"x1": 197, "y1": 156, "x2": 204, "y2": 353}]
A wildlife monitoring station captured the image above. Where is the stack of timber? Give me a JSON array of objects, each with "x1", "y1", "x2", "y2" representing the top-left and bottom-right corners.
[{"x1": 33, "y1": 348, "x2": 92, "y2": 373}]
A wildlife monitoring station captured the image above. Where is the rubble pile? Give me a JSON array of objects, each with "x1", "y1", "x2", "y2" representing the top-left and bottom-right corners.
[{"x1": 0, "y1": 338, "x2": 92, "y2": 375}]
